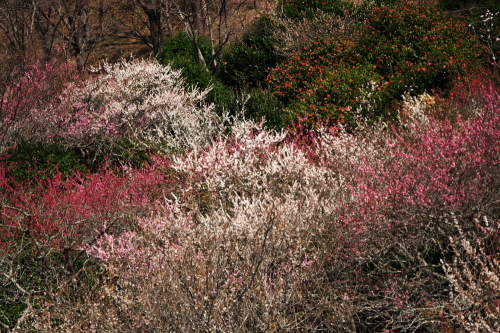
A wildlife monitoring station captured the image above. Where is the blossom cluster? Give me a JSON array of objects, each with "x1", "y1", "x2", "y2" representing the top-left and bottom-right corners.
[
  {"x1": 1, "y1": 51, "x2": 499, "y2": 333},
  {"x1": 1, "y1": 60, "x2": 224, "y2": 158},
  {"x1": 67, "y1": 81, "x2": 499, "y2": 331}
]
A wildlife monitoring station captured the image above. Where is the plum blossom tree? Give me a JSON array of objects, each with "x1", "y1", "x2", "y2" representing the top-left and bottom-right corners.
[
  {"x1": 1, "y1": 59, "x2": 225, "y2": 157},
  {"x1": 1, "y1": 59, "x2": 498, "y2": 331},
  {"x1": 53, "y1": 59, "x2": 223, "y2": 155},
  {"x1": 78, "y1": 80, "x2": 499, "y2": 332}
]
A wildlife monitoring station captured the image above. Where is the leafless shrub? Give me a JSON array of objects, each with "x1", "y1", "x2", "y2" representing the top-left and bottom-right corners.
[
  {"x1": 3, "y1": 81, "x2": 499, "y2": 332},
  {"x1": 272, "y1": 11, "x2": 361, "y2": 57},
  {"x1": 442, "y1": 215, "x2": 500, "y2": 333}
]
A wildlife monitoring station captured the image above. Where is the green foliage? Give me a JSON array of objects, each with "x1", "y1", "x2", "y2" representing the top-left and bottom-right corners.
[
  {"x1": 206, "y1": 80, "x2": 235, "y2": 116},
  {"x1": 3, "y1": 140, "x2": 87, "y2": 182},
  {"x1": 213, "y1": 17, "x2": 287, "y2": 123},
  {"x1": 437, "y1": 0, "x2": 498, "y2": 11},
  {"x1": 157, "y1": 31, "x2": 239, "y2": 118},
  {"x1": 354, "y1": 2, "x2": 486, "y2": 93},
  {"x1": 288, "y1": 62, "x2": 393, "y2": 126},
  {"x1": 268, "y1": 1, "x2": 487, "y2": 127},
  {"x1": 219, "y1": 16, "x2": 285, "y2": 88},
  {"x1": 0, "y1": 301, "x2": 27, "y2": 330},
  {"x1": 85, "y1": 138, "x2": 153, "y2": 171},
  {"x1": 244, "y1": 89, "x2": 287, "y2": 130},
  {"x1": 278, "y1": 0, "x2": 355, "y2": 20},
  {"x1": 203, "y1": 84, "x2": 286, "y2": 130},
  {"x1": 0, "y1": 244, "x2": 105, "y2": 330},
  {"x1": 267, "y1": 36, "x2": 355, "y2": 106},
  {"x1": 0, "y1": 247, "x2": 48, "y2": 330},
  {"x1": 202, "y1": 85, "x2": 241, "y2": 119},
  {"x1": 451, "y1": 1, "x2": 500, "y2": 66},
  {"x1": 4, "y1": 130, "x2": 157, "y2": 177},
  {"x1": 156, "y1": 32, "x2": 214, "y2": 89}
]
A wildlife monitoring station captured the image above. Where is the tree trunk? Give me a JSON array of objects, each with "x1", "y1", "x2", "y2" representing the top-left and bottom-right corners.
[{"x1": 144, "y1": 7, "x2": 163, "y2": 54}]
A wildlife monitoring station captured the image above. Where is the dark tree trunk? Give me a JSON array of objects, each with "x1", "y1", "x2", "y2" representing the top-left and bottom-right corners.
[
  {"x1": 144, "y1": 7, "x2": 163, "y2": 54},
  {"x1": 135, "y1": 0, "x2": 167, "y2": 54}
]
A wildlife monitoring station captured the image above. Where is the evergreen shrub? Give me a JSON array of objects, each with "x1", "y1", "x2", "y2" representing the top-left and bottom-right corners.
[
  {"x1": 268, "y1": 1, "x2": 487, "y2": 128},
  {"x1": 278, "y1": 0, "x2": 354, "y2": 20},
  {"x1": 219, "y1": 16, "x2": 284, "y2": 89},
  {"x1": 156, "y1": 32, "x2": 214, "y2": 89},
  {"x1": 3, "y1": 140, "x2": 86, "y2": 182}
]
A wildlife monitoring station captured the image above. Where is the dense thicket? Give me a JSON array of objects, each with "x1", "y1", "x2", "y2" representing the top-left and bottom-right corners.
[{"x1": 1, "y1": 0, "x2": 499, "y2": 332}]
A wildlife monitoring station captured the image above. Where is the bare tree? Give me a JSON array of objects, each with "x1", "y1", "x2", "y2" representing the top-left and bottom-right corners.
[
  {"x1": 125, "y1": 0, "x2": 260, "y2": 70},
  {"x1": 0, "y1": 0, "x2": 38, "y2": 58},
  {"x1": 110, "y1": 0, "x2": 173, "y2": 55},
  {"x1": 170, "y1": 0, "x2": 261, "y2": 72},
  {"x1": 32, "y1": 0, "x2": 95, "y2": 69},
  {"x1": 132, "y1": 0, "x2": 171, "y2": 54},
  {"x1": 0, "y1": 0, "x2": 116, "y2": 70},
  {"x1": 0, "y1": 0, "x2": 268, "y2": 72}
]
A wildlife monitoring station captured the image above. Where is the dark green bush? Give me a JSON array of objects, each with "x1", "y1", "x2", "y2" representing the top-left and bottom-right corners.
[
  {"x1": 219, "y1": 16, "x2": 285, "y2": 89},
  {"x1": 156, "y1": 32, "x2": 215, "y2": 90},
  {"x1": 88, "y1": 138, "x2": 153, "y2": 170},
  {"x1": 3, "y1": 140, "x2": 87, "y2": 182},
  {"x1": 157, "y1": 31, "x2": 233, "y2": 117},
  {"x1": 269, "y1": 1, "x2": 487, "y2": 127},
  {"x1": 354, "y1": 2, "x2": 486, "y2": 94},
  {"x1": 0, "y1": 247, "x2": 41, "y2": 330},
  {"x1": 267, "y1": 36, "x2": 355, "y2": 106},
  {"x1": 0, "y1": 301, "x2": 27, "y2": 330},
  {"x1": 437, "y1": 0, "x2": 498, "y2": 11},
  {"x1": 278, "y1": 0, "x2": 355, "y2": 20},
  {"x1": 244, "y1": 89, "x2": 287, "y2": 130},
  {"x1": 0, "y1": 245, "x2": 105, "y2": 330},
  {"x1": 287, "y1": 62, "x2": 393, "y2": 126},
  {"x1": 454, "y1": 1, "x2": 500, "y2": 67}
]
